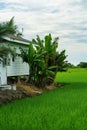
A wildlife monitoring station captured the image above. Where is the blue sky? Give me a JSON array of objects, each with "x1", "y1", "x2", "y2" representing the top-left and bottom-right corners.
[{"x1": 0, "y1": 0, "x2": 87, "y2": 65}]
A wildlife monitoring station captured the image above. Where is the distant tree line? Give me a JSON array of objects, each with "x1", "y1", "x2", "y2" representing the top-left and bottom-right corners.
[
  {"x1": 77, "y1": 62, "x2": 87, "y2": 68},
  {"x1": 67, "y1": 62, "x2": 87, "y2": 68},
  {"x1": 67, "y1": 63, "x2": 75, "y2": 68}
]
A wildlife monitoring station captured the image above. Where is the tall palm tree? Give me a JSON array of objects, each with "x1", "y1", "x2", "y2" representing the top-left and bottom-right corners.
[{"x1": 0, "y1": 17, "x2": 18, "y2": 40}]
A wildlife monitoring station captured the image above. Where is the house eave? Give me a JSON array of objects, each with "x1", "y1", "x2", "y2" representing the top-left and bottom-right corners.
[{"x1": 3, "y1": 36, "x2": 30, "y2": 46}]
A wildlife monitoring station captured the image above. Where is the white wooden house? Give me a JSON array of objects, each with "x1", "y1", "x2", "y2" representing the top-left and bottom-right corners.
[{"x1": 0, "y1": 34, "x2": 30, "y2": 87}]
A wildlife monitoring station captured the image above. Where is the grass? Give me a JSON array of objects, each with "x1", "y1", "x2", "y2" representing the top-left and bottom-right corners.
[
  {"x1": 55, "y1": 68, "x2": 87, "y2": 83},
  {"x1": 0, "y1": 68, "x2": 87, "y2": 130}
]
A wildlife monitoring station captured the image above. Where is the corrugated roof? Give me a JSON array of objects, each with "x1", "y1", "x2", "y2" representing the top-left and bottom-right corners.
[
  {"x1": 2, "y1": 34, "x2": 38, "y2": 46},
  {"x1": 6, "y1": 34, "x2": 31, "y2": 43}
]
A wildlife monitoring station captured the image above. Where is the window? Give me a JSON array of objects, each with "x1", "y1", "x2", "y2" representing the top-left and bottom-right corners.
[{"x1": 7, "y1": 57, "x2": 11, "y2": 66}]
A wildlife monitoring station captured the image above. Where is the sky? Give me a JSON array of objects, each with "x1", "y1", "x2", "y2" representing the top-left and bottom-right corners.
[{"x1": 0, "y1": 0, "x2": 87, "y2": 65}]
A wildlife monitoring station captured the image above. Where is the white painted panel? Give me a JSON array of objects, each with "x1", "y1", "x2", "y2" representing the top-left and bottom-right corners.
[
  {"x1": 0, "y1": 62, "x2": 7, "y2": 85},
  {"x1": 1, "y1": 41, "x2": 29, "y2": 77},
  {"x1": 7, "y1": 56, "x2": 29, "y2": 76}
]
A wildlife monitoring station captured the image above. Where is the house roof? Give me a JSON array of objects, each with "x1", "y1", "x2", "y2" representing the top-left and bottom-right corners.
[{"x1": 3, "y1": 34, "x2": 31, "y2": 45}]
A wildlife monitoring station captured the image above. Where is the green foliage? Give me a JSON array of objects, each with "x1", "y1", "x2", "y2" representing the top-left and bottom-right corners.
[
  {"x1": 0, "y1": 69, "x2": 87, "y2": 130},
  {"x1": 67, "y1": 62, "x2": 75, "y2": 68},
  {"x1": 20, "y1": 43, "x2": 46, "y2": 87},
  {"x1": 77, "y1": 62, "x2": 87, "y2": 68},
  {"x1": 20, "y1": 34, "x2": 67, "y2": 87},
  {"x1": 0, "y1": 17, "x2": 18, "y2": 40}
]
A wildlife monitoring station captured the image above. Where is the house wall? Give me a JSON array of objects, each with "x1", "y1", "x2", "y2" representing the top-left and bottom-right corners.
[
  {"x1": 7, "y1": 43, "x2": 29, "y2": 77},
  {"x1": 1, "y1": 42, "x2": 29, "y2": 77},
  {"x1": 0, "y1": 62, "x2": 7, "y2": 85},
  {"x1": 7, "y1": 56, "x2": 29, "y2": 76}
]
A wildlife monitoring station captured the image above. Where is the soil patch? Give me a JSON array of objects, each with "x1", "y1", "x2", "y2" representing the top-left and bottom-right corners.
[{"x1": 0, "y1": 83, "x2": 57, "y2": 107}]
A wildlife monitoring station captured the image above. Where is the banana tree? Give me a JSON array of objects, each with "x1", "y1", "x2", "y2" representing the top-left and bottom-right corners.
[
  {"x1": 20, "y1": 34, "x2": 67, "y2": 87},
  {"x1": 20, "y1": 43, "x2": 46, "y2": 87},
  {"x1": 31, "y1": 34, "x2": 67, "y2": 85}
]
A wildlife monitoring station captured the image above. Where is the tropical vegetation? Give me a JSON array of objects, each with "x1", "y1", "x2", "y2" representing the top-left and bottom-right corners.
[
  {"x1": 20, "y1": 34, "x2": 67, "y2": 87},
  {"x1": 0, "y1": 17, "x2": 18, "y2": 40}
]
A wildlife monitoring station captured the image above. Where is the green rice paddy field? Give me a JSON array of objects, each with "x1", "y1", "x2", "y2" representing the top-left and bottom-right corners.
[{"x1": 0, "y1": 68, "x2": 87, "y2": 130}]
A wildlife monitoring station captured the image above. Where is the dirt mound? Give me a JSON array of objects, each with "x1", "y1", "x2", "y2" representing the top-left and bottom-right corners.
[
  {"x1": 0, "y1": 83, "x2": 57, "y2": 107},
  {"x1": 0, "y1": 89, "x2": 31, "y2": 106}
]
